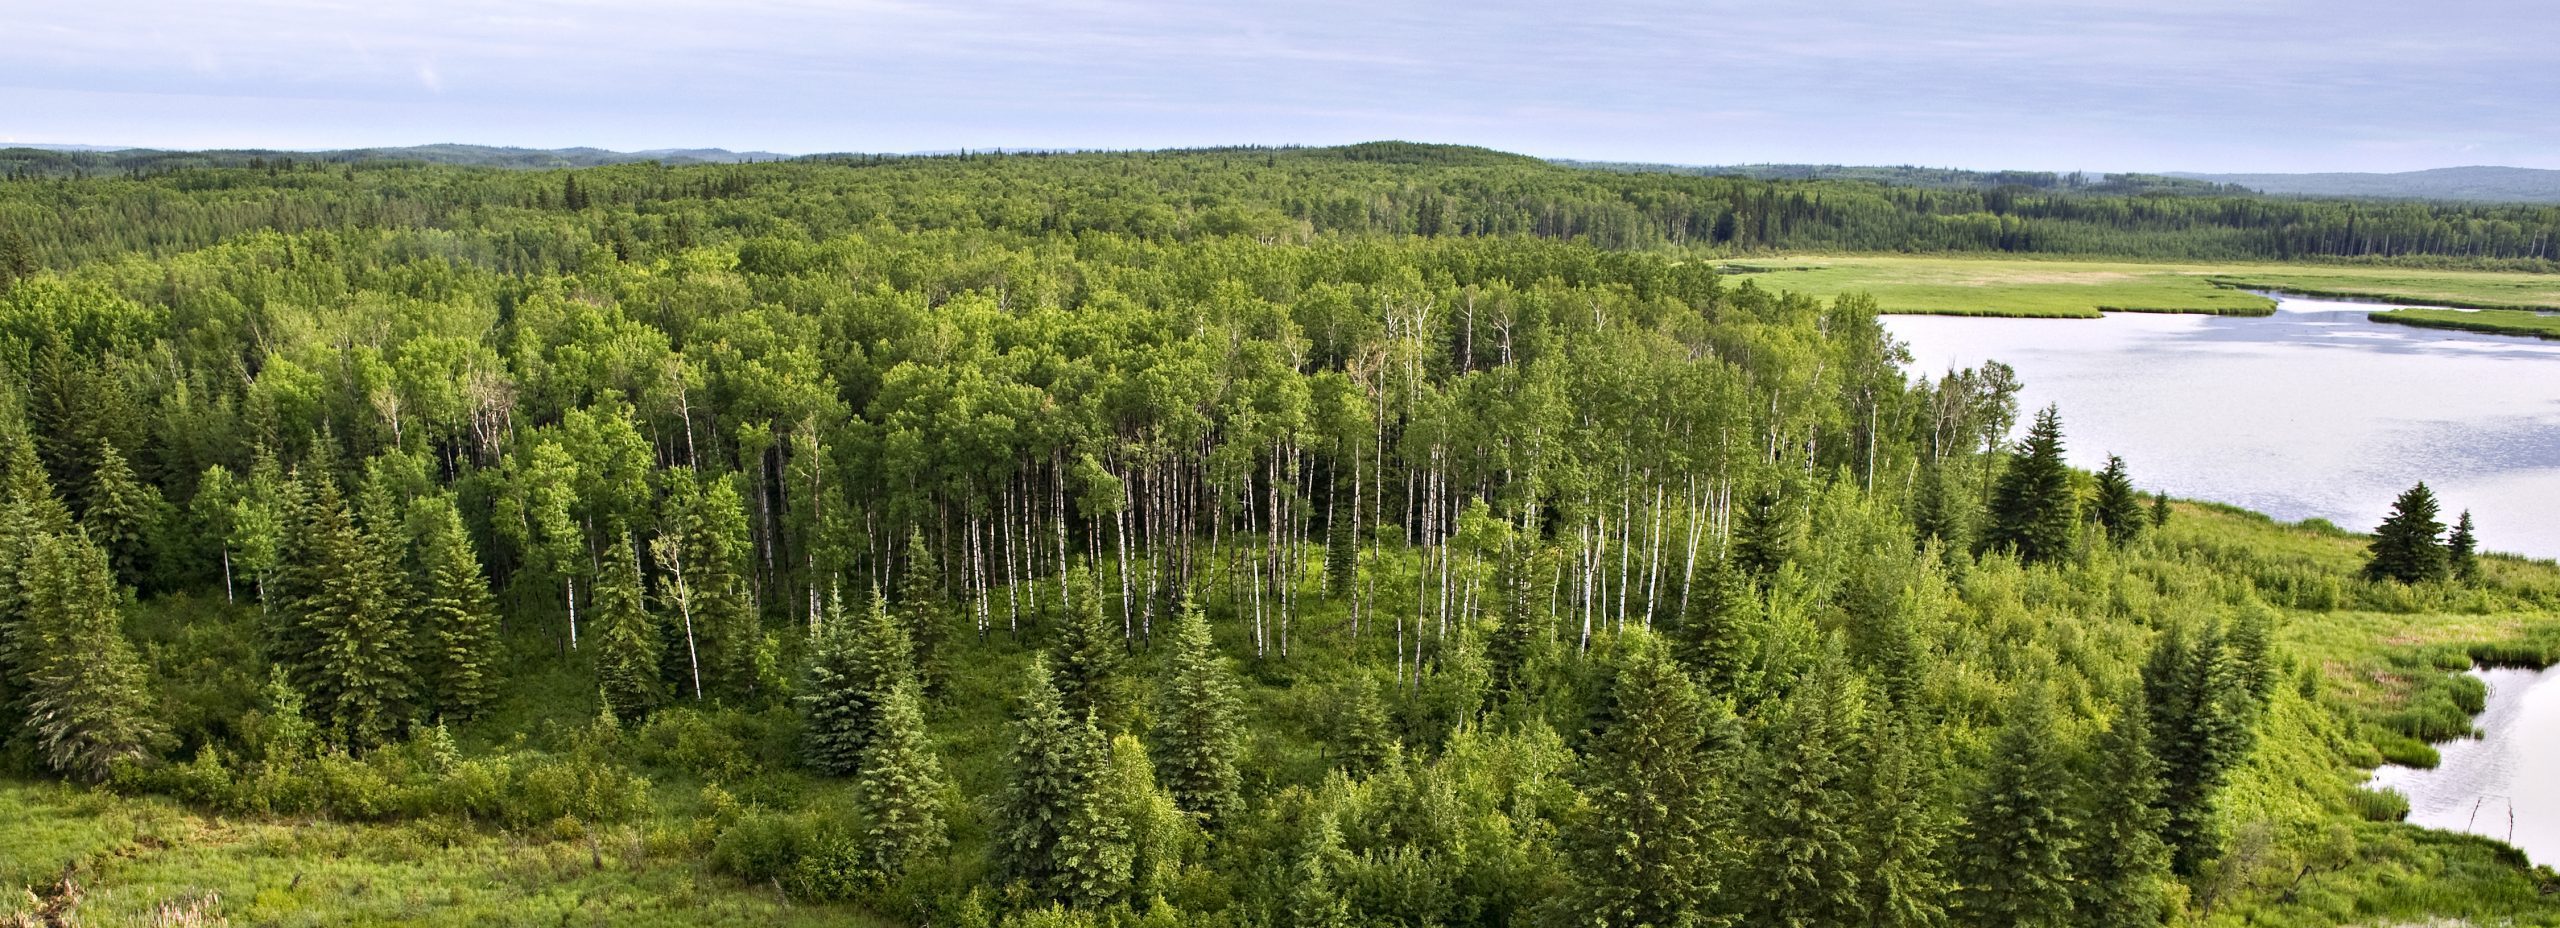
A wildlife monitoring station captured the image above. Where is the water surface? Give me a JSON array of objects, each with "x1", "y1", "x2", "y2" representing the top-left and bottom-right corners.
[
  {"x1": 1886, "y1": 295, "x2": 2560, "y2": 560},
  {"x1": 2366, "y1": 665, "x2": 2560, "y2": 867}
]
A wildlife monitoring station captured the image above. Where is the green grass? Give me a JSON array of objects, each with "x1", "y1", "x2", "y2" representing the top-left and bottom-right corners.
[
  {"x1": 1720, "y1": 255, "x2": 2560, "y2": 318},
  {"x1": 0, "y1": 779, "x2": 899, "y2": 927},
  {"x1": 2370, "y1": 307, "x2": 2560, "y2": 340}
]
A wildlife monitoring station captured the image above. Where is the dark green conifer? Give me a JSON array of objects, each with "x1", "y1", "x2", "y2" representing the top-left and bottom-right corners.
[
  {"x1": 19, "y1": 530, "x2": 164, "y2": 781},
  {"x1": 1983, "y1": 405, "x2": 2079, "y2": 565},
  {"x1": 2151, "y1": 491, "x2": 2172, "y2": 529},
  {"x1": 1336, "y1": 672, "x2": 1397, "y2": 775},
  {"x1": 895, "y1": 527, "x2": 950, "y2": 678},
  {"x1": 1286, "y1": 813, "x2": 1354, "y2": 928},
  {"x1": 1954, "y1": 687, "x2": 2078, "y2": 928},
  {"x1": 81, "y1": 439, "x2": 160, "y2": 584},
  {"x1": 1154, "y1": 600, "x2": 1241, "y2": 826},
  {"x1": 2362, "y1": 481, "x2": 2448, "y2": 584},
  {"x1": 800, "y1": 589, "x2": 913, "y2": 776},
  {"x1": 1486, "y1": 541, "x2": 1544, "y2": 699},
  {"x1": 1673, "y1": 553, "x2": 1760, "y2": 703},
  {"x1": 592, "y1": 533, "x2": 662, "y2": 724},
  {"x1": 2446, "y1": 510, "x2": 2479, "y2": 581},
  {"x1": 1734, "y1": 487, "x2": 1796, "y2": 581},
  {"x1": 1739, "y1": 646, "x2": 1870, "y2": 928},
  {"x1": 2143, "y1": 621, "x2": 2265, "y2": 877},
  {"x1": 277, "y1": 465, "x2": 411, "y2": 749},
  {"x1": 1912, "y1": 458, "x2": 1974, "y2": 553},
  {"x1": 1556, "y1": 632, "x2": 1733, "y2": 927},
  {"x1": 2071, "y1": 701, "x2": 2175, "y2": 928},
  {"x1": 995, "y1": 658, "x2": 1125, "y2": 906},
  {"x1": 1857, "y1": 709, "x2": 1953, "y2": 928},
  {"x1": 412, "y1": 495, "x2": 499, "y2": 720},
  {"x1": 1052, "y1": 569, "x2": 1122, "y2": 724},
  {"x1": 2089, "y1": 454, "x2": 2145, "y2": 545},
  {"x1": 856, "y1": 676, "x2": 948, "y2": 879}
]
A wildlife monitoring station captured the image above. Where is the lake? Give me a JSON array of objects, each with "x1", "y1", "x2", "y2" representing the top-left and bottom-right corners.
[
  {"x1": 1886, "y1": 294, "x2": 2560, "y2": 561},
  {"x1": 2367, "y1": 665, "x2": 2560, "y2": 867}
]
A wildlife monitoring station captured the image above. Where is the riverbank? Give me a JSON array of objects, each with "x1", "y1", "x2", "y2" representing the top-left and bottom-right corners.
[
  {"x1": 1725, "y1": 255, "x2": 2560, "y2": 318},
  {"x1": 2371, "y1": 307, "x2": 2560, "y2": 340}
]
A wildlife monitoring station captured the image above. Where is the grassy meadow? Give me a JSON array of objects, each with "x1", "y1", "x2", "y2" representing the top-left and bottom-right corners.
[
  {"x1": 2370, "y1": 307, "x2": 2560, "y2": 340},
  {"x1": 1723, "y1": 255, "x2": 2560, "y2": 317}
]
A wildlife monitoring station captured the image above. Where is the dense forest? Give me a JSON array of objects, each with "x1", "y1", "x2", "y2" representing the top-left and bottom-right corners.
[
  {"x1": 4, "y1": 141, "x2": 2559, "y2": 275},
  {"x1": 2, "y1": 144, "x2": 2559, "y2": 926}
]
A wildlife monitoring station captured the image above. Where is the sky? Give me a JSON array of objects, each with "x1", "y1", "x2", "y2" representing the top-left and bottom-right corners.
[{"x1": 4, "y1": 0, "x2": 2556, "y2": 173}]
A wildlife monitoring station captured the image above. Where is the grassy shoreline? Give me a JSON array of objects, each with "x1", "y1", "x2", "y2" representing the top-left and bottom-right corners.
[
  {"x1": 2369, "y1": 307, "x2": 2560, "y2": 340},
  {"x1": 1724, "y1": 254, "x2": 2560, "y2": 318}
]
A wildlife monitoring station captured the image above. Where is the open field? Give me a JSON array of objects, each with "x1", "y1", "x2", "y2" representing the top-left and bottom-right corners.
[
  {"x1": 1723, "y1": 255, "x2": 2560, "y2": 317},
  {"x1": 2370, "y1": 307, "x2": 2560, "y2": 340}
]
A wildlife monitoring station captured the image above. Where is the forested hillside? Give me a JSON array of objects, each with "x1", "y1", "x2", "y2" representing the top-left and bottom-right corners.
[
  {"x1": 2, "y1": 147, "x2": 2558, "y2": 926},
  {"x1": 3, "y1": 142, "x2": 2558, "y2": 275}
]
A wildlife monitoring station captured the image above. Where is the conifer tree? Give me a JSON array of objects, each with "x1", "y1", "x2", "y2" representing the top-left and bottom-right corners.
[
  {"x1": 2071, "y1": 702, "x2": 2175, "y2": 928},
  {"x1": 81, "y1": 439, "x2": 160, "y2": 584},
  {"x1": 1155, "y1": 600, "x2": 1242, "y2": 826},
  {"x1": 1983, "y1": 405, "x2": 2079, "y2": 565},
  {"x1": 996, "y1": 658, "x2": 1124, "y2": 906},
  {"x1": 2143, "y1": 621, "x2": 2265, "y2": 877},
  {"x1": 2362, "y1": 481, "x2": 2448, "y2": 584},
  {"x1": 1286, "y1": 813, "x2": 1354, "y2": 928},
  {"x1": 1052, "y1": 568, "x2": 1122, "y2": 724},
  {"x1": 592, "y1": 533, "x2": 663, "y2": 724},
  {"x1": 1673, "y1": 553, "x2": 1760, "y2": 703},
  {"x1": 1336, "y1": 672, "x2": 1397, "y2": 775},
  {"x1": 1912, "y1": 459, "x2": 1974, "y2": 553},
  {"x1": 896, "y1": 527, "x2": 949, "y2": 671},
  {"x1": 277, "y1": 465, "x2": 411, "y2": 749},
  {"x1": 2446, "y1": 510, "x2": 2479, "y2": 582},
  {"x1": 0, "y1": 425, "x2": 70, "y2": 740},
  {"x1": 411, "y1": 494, "x2": 499, "y2": 720},
  {"x1": 18, "y1": 530, "x2": 163, "y2": 782},
  {"x1": 856, "y1": 676, "x2": 948, "y2": 879},
  {"x1": 801, "y1": 589, "x2": 913, "y2": 775},
  {"x1": 1556, "y1": 632, "x2": 1733, "y2": 927},
  {"x1": 1739, "y1": 647, "x2": 1870, "y2": 928},
  {"x1": 2150, "y1": 491, "x2": 2172, "y2": 529},
  {"x1": 1734, "y1": 487, "x2": 1795, "y2": 581},
  {"x1": 1954, "y1": 687, "x2": 2078, "y2": 928},
  {"x1": 2089, "y1": 454, "x2": 2145, "y2": 545},
  {"x1": 1857, "y1": 709, "x2": 1952, "y2": 928}
]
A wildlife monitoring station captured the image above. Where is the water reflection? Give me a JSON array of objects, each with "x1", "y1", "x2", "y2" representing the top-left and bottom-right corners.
[
  {"x1": 2367, "y1": 666, "x2": 2560, "y2": 868},
  {"x1": 1886, "y1": 295, "x2": 2560, "y2": 560}
]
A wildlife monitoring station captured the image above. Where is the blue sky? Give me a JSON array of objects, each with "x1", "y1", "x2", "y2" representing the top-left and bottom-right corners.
[{"x1": 5, "y1": 0, "x2": 2554, "y2": 172}]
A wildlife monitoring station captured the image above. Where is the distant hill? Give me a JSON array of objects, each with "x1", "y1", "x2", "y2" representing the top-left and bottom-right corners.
[
  {"x1": 0, "y1": 143, "x2": 797, "y2": 176},
  {"x1": 2168, "y1": 166, "x2": 2560, "y2": 203},
  {"x1": 1560, "y1": 160, "x2": 2242, "y2": 195}
]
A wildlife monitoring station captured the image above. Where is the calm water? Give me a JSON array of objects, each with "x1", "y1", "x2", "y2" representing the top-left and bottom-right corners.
[
  {"x1": 1886, "y1": 295, "x2": 2560, "y2": 561},
  {"x1": 2367, "y1": 666, "x2": 2560, "y2": 867}
]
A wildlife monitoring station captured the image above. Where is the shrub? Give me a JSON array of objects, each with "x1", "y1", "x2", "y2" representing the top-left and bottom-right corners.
[{"x1": 2351, "y1": 787, "x2": 2412, "y2": 822}]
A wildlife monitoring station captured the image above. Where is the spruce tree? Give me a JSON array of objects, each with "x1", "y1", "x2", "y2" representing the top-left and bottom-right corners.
[
  {"x1": 2362, "y1": 481, "x2": 2448, "y2": 584},
  {"x1": 1673, "y1": 552, "x2": 1761, "y2": 703},
  {"x1": 2446, "y1": 510, "x2": 2480, "y2": 582},
  {"x1": 2089, "y1": 454, "x2": 2145, "y2": 545},
  {"x1": 592, "y1": 533, "x2": 663, "y2": 724},
  {"x1": 81, "y1": 439, "x2": 160, "y2": 584},
  {"x1": 1052, "y1": 568, "x2": 1122, "y2": 724},
  {"x1": 896, "y1": 527, "x2": 949, "y2": 672},
  {"x1": 801, "y1": 590, "x2": 912, "y2": 775},
  {"x1": 1285, "y1": 813, "x2": 1354, "y2": 928},
  {"x1": 995, "y1": 658, "x2": 1123, "y2": 906},
  {"x1": 1336, "y1": 672, "x2": 1397, "y2": 774},
  {"x1": 1556, "y1": 632, "x2": 1733, "y2": 927},
  {"x1": 1983, "y1": 405, "x2": 2079, "y2": 565},
  {"x1": 2143, "y1": 621, "x2": 2265, "y2": 877},
  {"x1": 1486, "y1": 541, "x2": 1544, "y2": 700},
  {"x1": 412, "y1": 495, "x2": 500, "y2": 721},
  {"x1": 0, "y1": 426, "x2": 70, "y2": 742},
  {"x1": 1734, "y1": 487, "x2": 1795, "y2": 581},
  {"x1": 2071, "y1": 702, "x2": 2175, "y2": 928},
  {"x1": 1739, "y1": 648, "x2": 1870, "y2": 928},
  {"x1": 1954, "y1": 687, "x2": 2078, "y2": 928},
  {"x1": 1912, "y1": 458, "x2": 1973, "y2": 553},
  {"x1": 278, "y1": 465, "x2": 411, "y2": 749},
  {"x1": 18, "y1": 530, "x2": 164, "y2": 782},
  {"x1": 1155, "y1": 600, "x2": 1242, "y2": 826},
  {"x1": 662, "y1": 468, "x2": 758, "y2": 701},
  {"x1": 856, "y1": 676, "x2": 948, "y2": 879},
  {"x1": 1857, "y1": 710, "x2": 1952, "y2": 928},
  {"x1": 2150, "y1": 491, "x2": 2172, "y2": 529}
]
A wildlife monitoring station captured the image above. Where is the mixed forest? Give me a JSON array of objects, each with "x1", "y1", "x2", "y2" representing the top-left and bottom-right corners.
[{"x1": 1, "y1": 142, "x2": 2558, "y2": 926}]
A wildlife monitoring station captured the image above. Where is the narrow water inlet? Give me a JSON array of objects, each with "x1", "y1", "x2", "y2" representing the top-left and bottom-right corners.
[{"x1": 2366, "y1": 664, "x2": 2560, "y2": 867}]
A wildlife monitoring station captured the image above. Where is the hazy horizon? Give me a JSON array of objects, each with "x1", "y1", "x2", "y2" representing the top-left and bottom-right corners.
[{"x1": 8, "y1": 0, "x2": 2558, "y2": 175}]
